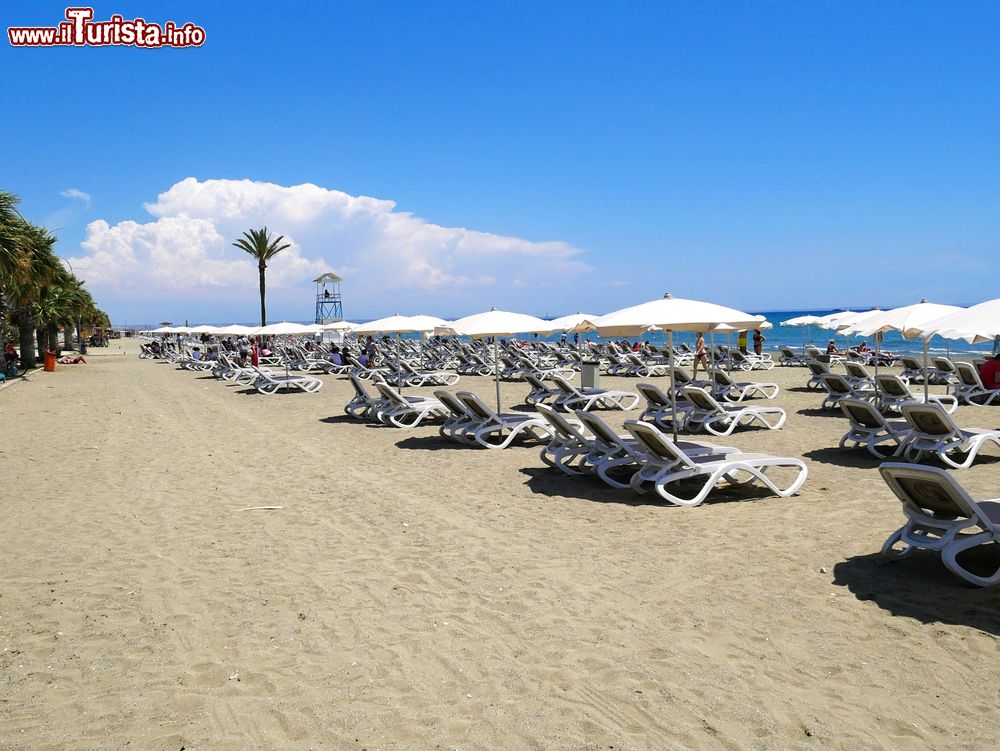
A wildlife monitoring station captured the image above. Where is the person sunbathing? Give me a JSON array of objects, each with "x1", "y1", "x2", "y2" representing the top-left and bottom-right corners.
[{"x1": 58, "y1": 354, "x2": 87, "y2": 364}]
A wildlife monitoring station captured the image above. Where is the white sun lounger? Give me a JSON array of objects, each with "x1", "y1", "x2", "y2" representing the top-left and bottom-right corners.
[
  {"x1": 624, "y1": 421, "x2": 808, "y2": 507},
  {"x1": 805, "y1": 360, "x2": 832, "y2": 390},
  {"x1": 880, "y1": 462, "x2": 1000, "y2": 586},
  {"x1": 536, "y1": 403, "x2": 592, "y2": 475},
  {"x1": 837, "y1": 398, "x2": 913, "y2": 458},
  {"x1": 550, "y1": 374, "x2": 640, "y2": 412},
  {"x1": 681, "y1": 386, "x2": 786, "y2": 436},
  {"x1": 574, "y1": 410, "x2": 736, "y2": 490},
  {"x1": 874, "y1": 374, "x2": 958, "y2": 415},
  {"x1": 635, "y1": 382, "x2": 693, "y2": 430},
  {"x1": 819, "y1": 373, "x2": 875, "y2": 410},
  {"x1": 456, "y1": 391, "x2": 555, "y2": 449},
  {"x1": 896, "y1": 403, "x2": 1000, "y2": 469},
  {"x1": 345, "y1": 373, "x2": 379, "y2": 419},
  {"x1": 952, "y1": 362, "x2": 1000, "y2": 406},
  {"x1": 433, "y1": 389, "x2": 481, "y2": 444},
  {"x1": 251, "y1": 366, "x2": 323, "y2": 394},
  {"x1": 373, "y1": 382, "x2": 448, "y2": 428},
  {"x1": 710, "y1": 370, "x2": 779, "y2": 403}
]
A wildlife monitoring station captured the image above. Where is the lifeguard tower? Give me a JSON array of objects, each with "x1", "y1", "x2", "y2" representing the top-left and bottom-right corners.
[{"x1": 314, "y1": 272, "x2": 344, "y2": 323}]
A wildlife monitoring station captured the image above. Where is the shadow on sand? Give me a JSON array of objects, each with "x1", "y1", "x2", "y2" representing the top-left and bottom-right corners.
[
  {"x1": 833, "y1": 551, "x2": 1000, "y2": 636},
  {"x1": 517, "y1": 466, "x2": 787, "y2": 508},
  {"x1": 801, "y1": 447, "x2": 887, "y2": 470},
  {"x1": 796, "y1": 407, "x2": 842, "y2": 418}
]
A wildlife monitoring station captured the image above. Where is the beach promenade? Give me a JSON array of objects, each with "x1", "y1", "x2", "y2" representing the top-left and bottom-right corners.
[{"x1": 1, "y1": 341, "x2": 998, "y2": 749}]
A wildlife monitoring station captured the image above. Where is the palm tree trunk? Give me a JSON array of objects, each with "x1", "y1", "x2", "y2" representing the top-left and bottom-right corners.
[
  {"x1": 36, "y1": 327, "x2": 46, "y2": 361},
  {"x1": 0, "y1": 286, "x2": 7, "y2": 360},
  {"x1": 63, "y1": 323, "x2": 73, "y2": 352},
  {"x1": 18, "y1": 310, "x2": 36, "y2": 369},
  {"x1": 48, "y1": 326, "x2": 59, "y2": 354},
  {"x1": 258, "y1": 262, "x2": 267, "y2": 327}
]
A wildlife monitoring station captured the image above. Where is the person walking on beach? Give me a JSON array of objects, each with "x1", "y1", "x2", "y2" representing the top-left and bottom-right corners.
[
  {"x1": 692, "y1": 332, "x2": 709, "y2": 378},
  {"x1": 737, "y1": 330, "x2": 748, "y2": 354},
  {"x1": 753, "y1": 328, "x2": 765, "y2": 356}
]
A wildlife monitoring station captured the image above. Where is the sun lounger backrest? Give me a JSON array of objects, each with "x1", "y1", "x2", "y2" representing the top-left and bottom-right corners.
[
  {"x1": 875, "y1": 374, "x2": 908, "y2": 397},
  {"x1": 623, "y1": 421, "x2": 692, "y2": 468},
  {"x1": 434, "y1": 390, "x2": 473, "y2": 419},
  {"x1": 456, "y1": 391, "x2": 498, "y2": 422},
  {"x1": 839, "y1": 398, "x2": 885, "y2": 429},
  {"x1": 820, "y1": 373, "x2": 851, "y2": 394},
  {"x1": 550, "y1": 375, "x2": 578, "y2": 396},
  {"x1": 349, "y1": 374, "x2": 372, "y2": 399},
  {"x1": 536, "y1": 403, "x2": 588, "y2": 442},
  {"x1": 932, "y1": 357, "x2": 956, "y2": 373},
  {"x1": 681, "y1": 386, "x2": 722, "y2": 413},
  {"x1": 900, "y1": 357, "x2": 922, "y2": 370},
  {"x1": 900, "y1": 403, "x2": 959, "y2": 438},
  {"x1": 636, "y1": 382, "x2": 670, "y2": 407},
  {"x1": 575, "y1": 411, "x2": 626, "y2": 451},
  {"x1": 712, "y1": 370, "x2": 734, "y2": 387},
  {"x1": 879, "y1": 463, "x2": 981, "y2": 522},
  {"x1": 844, "y1": 362, "x2": 868, "y2": 379},
  {"x1": 955, "y1": 362, "x2": 982, "y2": 387},
  {"x1": 375, "y1": 382, "x2": 408, "y2": 408},
  {"x1": 807, "y1": 361, "x2": 830, "y2": 376}
]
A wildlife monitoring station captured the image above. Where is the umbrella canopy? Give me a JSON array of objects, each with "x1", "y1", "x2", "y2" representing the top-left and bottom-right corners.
[
  {"x1": 781, "y1": 314, "x2": 826, "y2": 326},
  {"x1": 819, "y1": 309, "x2": 883, "y2": 331},
  {"x1": 353, "y1": 314, "x2": 450, "y2": 335},
  {"x1": 538, "y1": 312, "x2": 601, "y2": 334},
  {"x1": 841, "y1": 300, "x2": 963, "y2": 339},
  {"x1": 171, "y1": 326, "x2": 193, "y2": 334},
  {"x1": 320, "y1": 320, "x2": 357, "y2": 331},
  {"x1": 215, "y1": 324, "x2": 256, "y2": 336},
  {"x1": 594, "y1": 293, "x2": 764, "y2": 337},
  {"x1": 189, "y1": 324, "x2": 221, "y2": 334},
  {"x1": 151, "y1": 326, "x2": 176, "y2": 334},
  {"x1": 437, "y1": 308, "x2": 551, "y2": 339},
  {"x1": 912, "y1": 298, "x2": 1000, "y2": 344},
  {"x1": 253, "y1": 321, "x2": 315, "y2": 336}
]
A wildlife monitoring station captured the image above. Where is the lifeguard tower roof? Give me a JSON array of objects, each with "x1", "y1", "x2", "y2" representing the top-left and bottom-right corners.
[{"x1": 313, "y1": 272, "x2": 343, "y2": 283}]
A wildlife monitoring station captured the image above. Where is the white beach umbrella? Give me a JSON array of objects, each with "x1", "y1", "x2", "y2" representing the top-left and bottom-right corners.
[
  {"x1": 253, "y1": 321, "x2": 315, "y2": 336},
  {"x1": 841, "y1": 299, "x2": 965, "y2": 400},
  {"x1": 320, "y1": 320, "x2": 357, "y2": 331},
  {"x1": 538, "y1": 312, "x2": 601, "y2": 334},
  {"x1": 189, "y1": 324, "x2": 221, "y2": 335},
  {"x1": 172, "y1": 326, "x2": 193, "y2": 334},
  {"x1": 215, "y1": 324, "x2": 256, "y2": 336},
  {"x1": 151, "y1": 326, "x2": 175, "y2": 334},
  {"x1": 437, "y1": 308, "x2": 552, "y2": 409},
  {"x1": 596, "y1": 293, "x2": 765, "y2": 441},
  {"x1": 352, "y1": 314, "x2": 451, "y2": 388},
  {"x1": 781, "y1": 314, "x2": 825, "y2": 349},
  {"x1": 594, "y1": 294, "x2": 765, "y2": 338},
  {"x1": 912, "y1": 298, "x2": 1000, "y2": 344},
  {"x1": 353, "y1": 314, "x2": 449, "y2": 335}
]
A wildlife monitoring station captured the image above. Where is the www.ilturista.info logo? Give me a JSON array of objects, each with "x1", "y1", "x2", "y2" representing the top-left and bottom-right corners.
[{"x1": 8, "y1": 7, "x2": 205, "y2": 48}]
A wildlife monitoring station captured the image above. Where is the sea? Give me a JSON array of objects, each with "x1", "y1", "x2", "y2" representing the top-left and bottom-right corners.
[{"x1": 124, "y1": 308, "x2": 997, "y2": 357}]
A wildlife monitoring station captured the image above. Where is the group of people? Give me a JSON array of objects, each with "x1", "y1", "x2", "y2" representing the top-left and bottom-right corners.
[{"x1": 692, "y1": 328, "x2": 766, "y2": 377}]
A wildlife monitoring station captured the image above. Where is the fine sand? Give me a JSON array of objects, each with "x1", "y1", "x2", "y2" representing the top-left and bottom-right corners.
[{"x1": 1, "y1": 341, "x2": 998, "y2": 750}]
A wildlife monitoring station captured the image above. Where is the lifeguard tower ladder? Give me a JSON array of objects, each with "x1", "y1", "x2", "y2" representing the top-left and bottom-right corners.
[{"x1": 314, "y1": 272, "x2": 344, "y2": 323}]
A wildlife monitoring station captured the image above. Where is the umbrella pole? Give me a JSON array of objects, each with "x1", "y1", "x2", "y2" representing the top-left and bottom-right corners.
[
  {"x1": 709, "y1": 330, "x2": 716, "y2": 394},
  {"x1": 396, "y1": 333, "x2": 402, "y2": 392},
  {"x1": 873, "y1": 333, "x2": 880, "y2": 400},
  {"x1": 923, "y1": 338, "x2": 930, "y2": 402},
  {"x1": 493, "y1": 338, "x2": 501, "y2": 412},
  {"x1": 668, "y1": 329, "x2": 678, "y2": 443}
]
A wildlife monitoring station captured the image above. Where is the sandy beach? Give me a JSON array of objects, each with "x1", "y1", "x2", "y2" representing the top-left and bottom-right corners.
[{"x1": 1, "y1": 341, "x2": 998, "y2": 750}]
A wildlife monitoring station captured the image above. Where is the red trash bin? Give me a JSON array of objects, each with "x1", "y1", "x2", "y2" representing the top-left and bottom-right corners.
[{"x1": 43, "y1": 350, "x2": 56, "y2": 372}]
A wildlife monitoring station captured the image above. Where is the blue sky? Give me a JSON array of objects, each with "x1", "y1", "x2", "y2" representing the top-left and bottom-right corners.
[{"x1": 3, "y1": 2, "x2": 999, "y2": 324}]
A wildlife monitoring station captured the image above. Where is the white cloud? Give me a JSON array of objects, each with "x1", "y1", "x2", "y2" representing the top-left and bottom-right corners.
[
  {"x1": 68, "y1": 178, "x2": 591, "y2": 319},
  {"x1": 61, "y1": 188, "x2": 92, "y2": 205}
]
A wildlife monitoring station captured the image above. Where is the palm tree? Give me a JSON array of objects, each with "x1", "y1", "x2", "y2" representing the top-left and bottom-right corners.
[
  {"x1": 8, "y1": 221, "x2": 61, "y2": 368},
  {"x1": 232, "y1": 227, "x2": 291, "y2": 326},
  {"x1": 0, "y1": 191, "x2": 28, "y2": 359}
]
